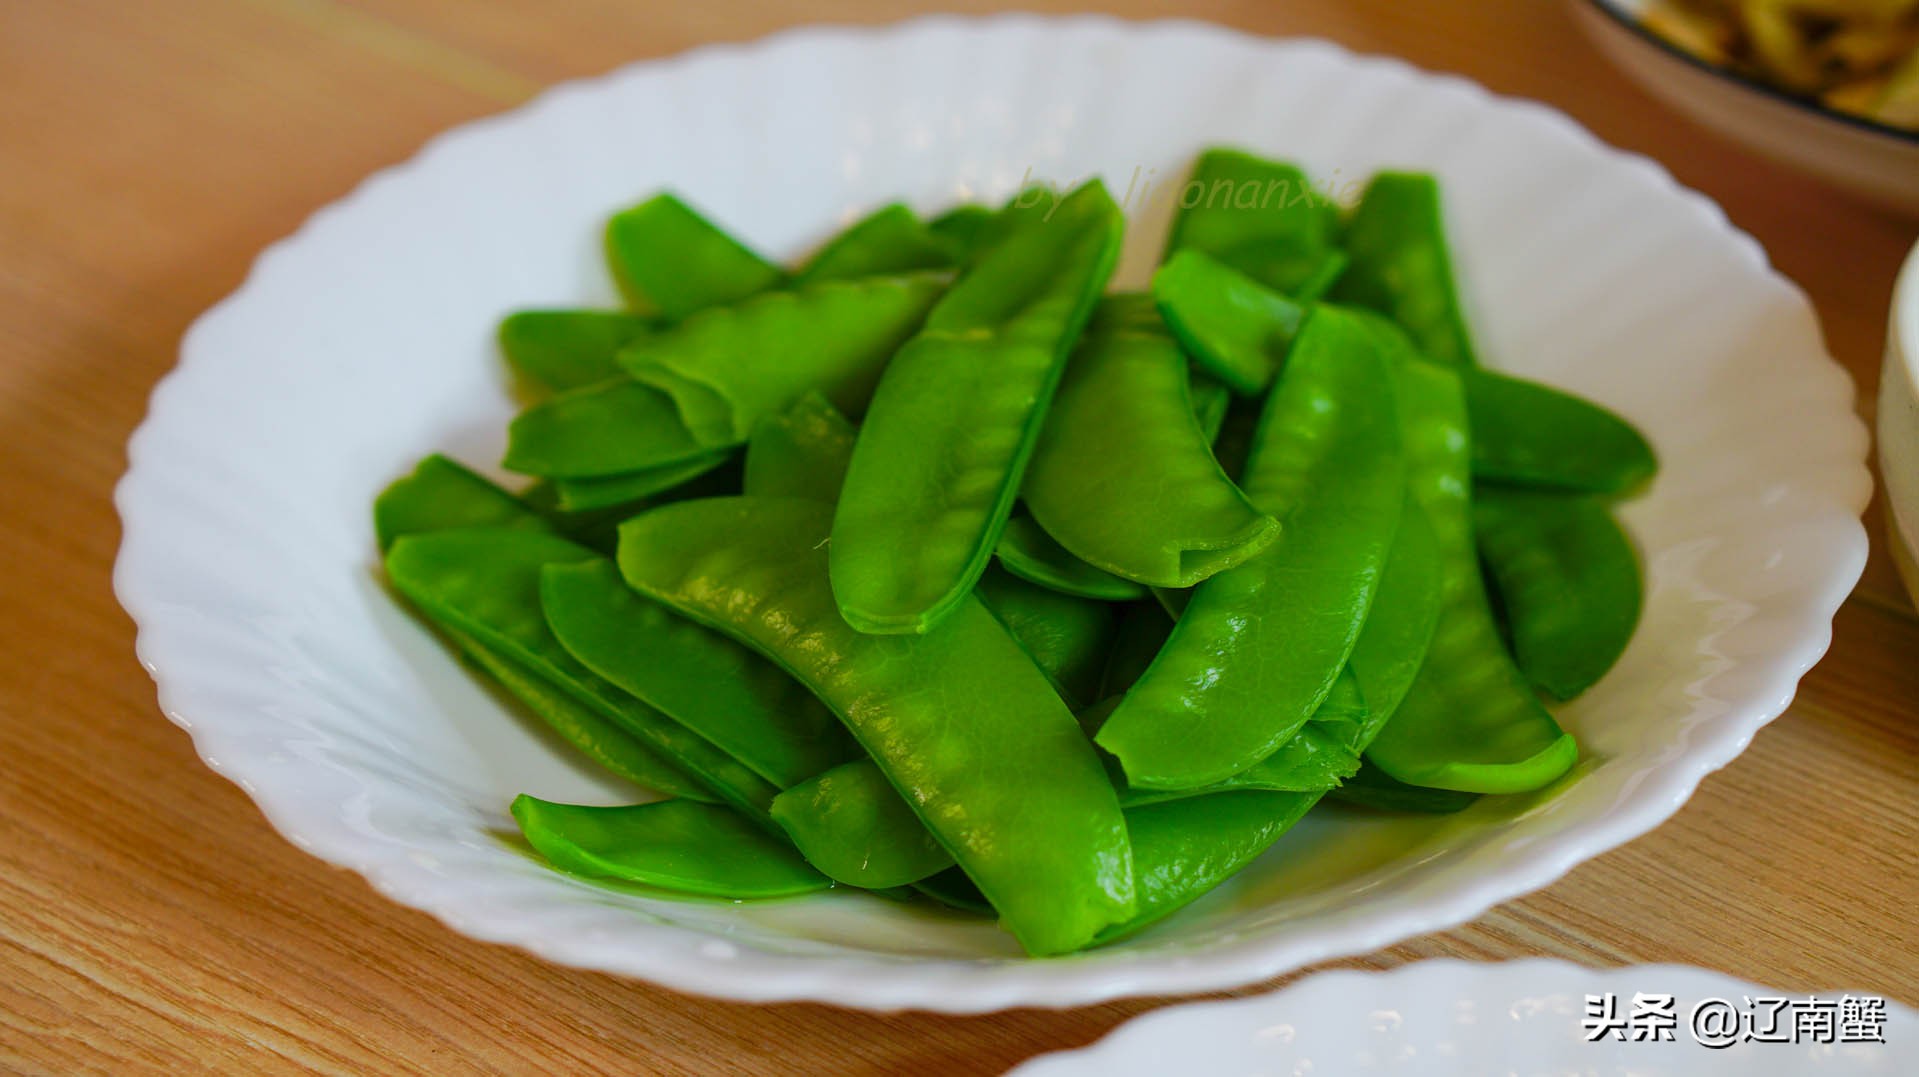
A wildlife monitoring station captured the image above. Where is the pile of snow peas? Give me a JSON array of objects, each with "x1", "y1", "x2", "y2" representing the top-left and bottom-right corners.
[{"x1": 376, "y1": 148, "x2": 1656, "y2": 956}]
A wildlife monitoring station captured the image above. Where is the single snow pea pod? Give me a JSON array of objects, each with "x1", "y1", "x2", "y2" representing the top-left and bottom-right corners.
[
  {"x1": 1473, "y1": 487, "x2": 1642, "y2": 700},
  {"x1": 769, "y1": 760, "x2": 954, "y2": 889},
  {"x1": 1099, "y1": 601, "x2": 1174, "y2": 699},
  {"x1": 604, "y1": 193, "x2": 784, "y2": 319},
  {"x1": 619, "y1": 497, "x2": 1134, "y2": 955},
  {"x1": 795, "y1": 203, "x2": 961, "y2": 283},
  {"x1": 1364, "y1": 361, "x2": 1579, "y2": 794},
  {"x1": 1328, "y1": 171, "x2": 1479, "y2": 367},
  {"x1": 499, "y1": 310, "x2": 655, "y2": 393},
  {"x1": 1022, "y1": 319, "x2": 1280, "y2": 588},
  {"x1": 1164, "y1": 147, "x2": 1343, "y2": 297},
  {"x1": 829, "y1": 180, "x2": 1123, "y2": 635},
  {"x1": 1095, "y1": 789, "x2": 1321, "y2": 944},
  {"x1": 547, "y1": 450, "x2": 737, "y2": 513},
  {"x1": 1190, "y1": 374, "x2": 1232, "y2": 442},
  {"x1": 512, "y1": 796, "x2": 828, "y2": 898},
  {"x1": 1096, "y1": 305, "x2": 1406, "y2": 791},
  {"x1": 995, "y1": 514, "x2": 1149, "y2": 601},
  {"x1": 374, "y1": 454, "x2": 548, "y2": 552},
  {"x1": 445, "y1": 624, "x2": 714, "y2": 802},
  {"x1": 385, "y1": 528, "x2": 781, "y2": 818},
  {"x1": 1462, "y1": 369, "x2": 1657, "y2": 495},
  {"x1": 504, "y1": 379, "x2": 713, "y2": 479},
  {"x1": 975, "y1": 565, "x2": 1117, "y2": 708},
  {"x1": 1152, "y1": 249, "x2": 1307, "y2": 396},
  {"x1": 542, "y1": 560, "x2": 859, "y2": 788},
  {"x1": 618, "y1": 271, "x2": 949, "y2": 447},
  {"x1": 1343, "y1": 495, "x2": 1445, "y2": 745},
  {"x1": 741, "y1": 392, "x2": 857, "y2": 502},
  {"x1": 1327, "y1": 761, "x2": 1480, "y2": 814},
  {"x1": 927, "y1": 204, "x2": 997, "y2": 262}
]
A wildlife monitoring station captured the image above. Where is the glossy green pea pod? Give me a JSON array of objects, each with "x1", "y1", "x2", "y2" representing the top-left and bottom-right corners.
[
  {"x1": 385, "y1": 528, "x2": 781, "y2": 818},
  {"x1": 742, "y1": 392, "x2": 856, "y2": 502},
  {"x1": 1328, "y1": 761, "x2": 1480, "y2": 814},
  {"x1": 541, "y1": 560, "x2": 858, "y2": 788},
  {"x1": 1364, "y1": 361, "x2": 1579, "y2": 794},
  {"x1": 604, "y1": 193, "x2": 784, "y2": 320},
  {"x1": 1152, "y1": 249, "x2": 1307, "y2": 396},
  {"x1": 995, "y1": 515, "x2": 1149, "y2": 602},
  {"x1": 1022, "y1": 318, "x2": 1280, "y2": 589},
  {"x1": 796, "y1": 203, "x2": 961, "y2": 283},
  {"x1": 512, "y1": 796, "x2": 829, "y2": 898},
  {"x1": 768, "y1": 761, "x2": 953, "y2": 889},
  {"x1": 1329, "y1": 172, "x2": 1479, "y2": 367},
  {"x1": 618, "y1": 271, "x2": 948, "y2": 447},
  {"x1": 1474, "y1": 488, "x2": 1642, "y2": 700},
  {"x1": 374, "y1": 454, "x2": 548, "y2": 552},
  {"x1": 1164, "y1": 147, "x2": 1343, "y2": 298},
  {"x1": 1463, "y1": 370, "x2": 1657, "y2": 495},
  {"x1": 546, "y1": 451, "x2": 737, "y2": 514},
  {"x1": 619, "y1": 496, "x2": 1134, "y2": 955},
  {"x1": 1096, "y1": 305, "x2": 1406, "y2": 790},
  {"x1": 975, "y1": 565, "x2": 1116, "y2": 708},
  {"x1": 504, "y1": 379, "x2": 713, "y2": 479},
  {"x1": 499, "y1": 310, "x2": 654, "y2": 393},
  {"x1": 1343, "y1": 496, "x2": 1445, "y2": 744},
  {"x1": 830, "y1": 181, "x2": 1124, "y2": 634},
  {"x1": 446, "y1": 628, "x2": 714, "y2": 802}
]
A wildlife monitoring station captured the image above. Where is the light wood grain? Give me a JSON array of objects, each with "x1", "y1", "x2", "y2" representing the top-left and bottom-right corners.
[{"x1": 0, "y1": 1, "x2": 1913, "y2": 1073}]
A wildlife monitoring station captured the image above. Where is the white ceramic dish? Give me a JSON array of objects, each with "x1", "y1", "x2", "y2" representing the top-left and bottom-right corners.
[
  {"x1": 1882, "y1": 239, "x2": 1919, "y2": 605},
  {"x1": 1010, "y1": 959, "x2": 1916, "y2": 1075},
  {"x1": 114, "y1": 16, "x2": 1871, "y2": 1012},
  {"x1": 1573, "y1": 0, "x2": 1919, "y2": 216}
]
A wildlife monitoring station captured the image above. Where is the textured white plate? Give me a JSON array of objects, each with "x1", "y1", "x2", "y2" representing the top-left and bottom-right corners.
[
  {"x1": 1010, "y1": 960, "x2": 1916, "y2": 1075},
  {"x1": 114, "y1": 16, "x2": 1871, "y2": 1012}
]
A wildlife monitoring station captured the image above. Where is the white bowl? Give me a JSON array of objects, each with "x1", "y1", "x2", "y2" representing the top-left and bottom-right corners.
[
  {"x1": 1011, "y1": 959, "x2": 1917, "y2": 1075},
  {"x1": 1573, "y1": 0, "x2": 1919, "y2": 216},
  {"x1": 113, "y1": 16, "x2": 1871, "y2": 1012},
  {"x1": 1882, "y1": 240, "x2": 1919, "y2": 605}
]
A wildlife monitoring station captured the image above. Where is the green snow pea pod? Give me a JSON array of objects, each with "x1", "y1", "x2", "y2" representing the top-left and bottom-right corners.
[
  {"x1": 769, "y1": 760, "x2": 953, "y2": 889},
  {"x1": 975, "y1": 565, "x2": 1116, "y2": 708},
  {"x1": 830, "y1": 180, "x2": 1123, "y2": 634},
  {"x1": 499, "y1": 310, "x2": 654, "y2": 393},
  {"x1": 1462, "y1": 370, "x2": 1657, "y2": 495},
  {"x1": 447, "y1": 621, "x2": 714, "y2": 803},
  {"x1": 547, "y1": 450, "x2": 737, "y2": 513},
  {"x1": 619, "y1": 496, "x2": 1134, "y2": 955},
  {"x1": 374, "y1": 454, "x2": 548, "y2": 552},
  {"x1": 504, "y1": 379, "x2": 712, "y2": 479},
  {"x1": 796, "y1": 203, "x2": 961, "y2": 283},
  {"x1": 512, "y1": 796, "x2": 828, "y2": 898},
  {"x1": 1328, "y1": 761, "x2": 1480, "y2": 814},
  {"x1": 604, "y1": 193, "x2": 784, "y2": 320},
  {"x1": 1364, "y1": 360, "x2": 1579, "y2": 794},
  {"x1": 1022, "y1": 317, "x2": 1280, "y2": 588},
  {"x1": 1343, "y1": 495, "x2": 1445, "y2": 745},
  {"x1": 1329, "y1": 171, "x2": 1479, "y2": 367},
  {"x1": 995, "y1": 515, "x2": 1149, "y2": 602},
  {"x1": 1097, "y1": 789, "x2": 1320, "y2": 944},
  {"x1": 1151, "y1": 249, "x2": 1306, "y2": 396},
  {"x1": 1164, "y1": 147, "x2": 1343, "y2": 298},
  {"x1": 385, "y1": 528, "x2": 781, "y2": 818},
  {"x1": 618, "y1": 271, "x2": 948, "y2": 447},
  {"x1": 541, "y1": 560, "x2": 858, "y2": 787},
  {"x1": 741, "y1": 392, "x2": 856, "y2": 502},
  {"x1": 1473, "y1": 487, "x2": 1642, "y2": 700},
  {"x1": 1097, "y1": 305, "x2": 1405, "y2": 790}
]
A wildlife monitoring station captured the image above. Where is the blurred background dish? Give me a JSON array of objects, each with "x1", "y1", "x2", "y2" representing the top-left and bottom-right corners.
[
  {"x1": 1882, "y1": 238, "x2": 1919, "y2": 605},
  {"x1": 1574, "y1": 0, "x2": 1919, "y2": 214}
]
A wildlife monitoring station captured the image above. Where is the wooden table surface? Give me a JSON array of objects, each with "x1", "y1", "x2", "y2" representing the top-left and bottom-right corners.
[{"x1": 2, "y1": 0, "x2": 1914, "y2": 1073}]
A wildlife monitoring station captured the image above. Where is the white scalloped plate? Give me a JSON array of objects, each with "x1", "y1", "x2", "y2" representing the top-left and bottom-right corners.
[
  {"x1": 114, "y1": 16, "x2": 1871, "y2": 1011},
  {"x1": 1011, "y1": 960, "x2": 1916, "y2": 1074}
]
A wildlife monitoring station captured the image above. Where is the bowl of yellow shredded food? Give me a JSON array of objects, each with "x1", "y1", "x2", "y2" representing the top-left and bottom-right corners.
[{"x1": 1575, "y1": 0, "x2": 1919, "y2": 214}]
